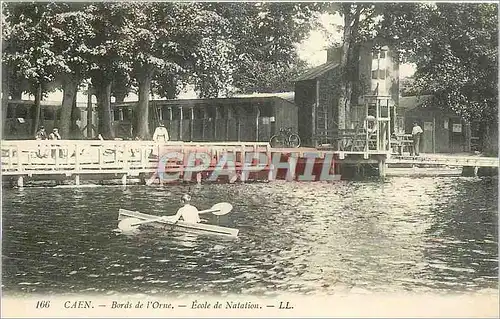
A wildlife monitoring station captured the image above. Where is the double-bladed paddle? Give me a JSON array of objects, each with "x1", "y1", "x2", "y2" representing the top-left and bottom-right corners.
[{"x1": 117, "y1": 202, "x2": 233, "y2": 232}]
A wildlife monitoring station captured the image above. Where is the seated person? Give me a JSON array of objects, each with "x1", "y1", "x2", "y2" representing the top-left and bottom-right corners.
[{"x1": 162, "y1": 194, "x2": 201, "y2": 224}]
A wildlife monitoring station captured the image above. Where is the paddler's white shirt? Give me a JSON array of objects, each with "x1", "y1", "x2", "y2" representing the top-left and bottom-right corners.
[
  {"x1": 412, "y1": 125, "x2": 423, "y2": 135},
  {"x1": 167, "y1": 204, "x2": 201, "y2": 224}
]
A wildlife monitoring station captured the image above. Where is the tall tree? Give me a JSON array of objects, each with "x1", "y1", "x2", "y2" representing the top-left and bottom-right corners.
[
  {"x1": 379, "y1": 3, "x2": 498, "y2": 153},
  {"x1": 219, "y1": 2, "x2": 320, "y2": 94},
  {"x1": 50, "y1": 3, "x2": 94, "y2": 138},
  {"x1": 2, "y1": 2, "x2": 59, "y2": 135},
  {"x1": 124, "y1": 3, "x2": 187, "y2": 138},
  {"x1": 87, "y1": 2, "x2": 134, "y2": 138}
]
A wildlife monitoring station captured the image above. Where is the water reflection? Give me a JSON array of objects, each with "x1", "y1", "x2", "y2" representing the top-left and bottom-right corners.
[{"x1": 2, "y1": 177, "x2": 498, "y2": 296}]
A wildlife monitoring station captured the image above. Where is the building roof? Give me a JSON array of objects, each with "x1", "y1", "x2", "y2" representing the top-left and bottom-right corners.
[
  {"x1": 7, "y1": 99, "x2": 89, "y2": 109},
  {"x1": 292, "y1": 61, "x2": 339, "y2": 82},
  {"x1": 231, "y1": 92, "x2": 294, "y2": 103},
  {"x1": 112, "y1": 95, "x2": 296, "y2": 109}
]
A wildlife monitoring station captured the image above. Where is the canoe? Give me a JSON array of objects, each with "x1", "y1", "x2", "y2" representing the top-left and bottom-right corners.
[{"x1": 118, "y1": 208, "x2": 239, "y2": 237}]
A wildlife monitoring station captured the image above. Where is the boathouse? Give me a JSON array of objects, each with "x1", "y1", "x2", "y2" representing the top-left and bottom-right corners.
[
  {"x1": 398, "y1": 95, "x2": 471, "y2": 153},
  {"x1": 3, "y1": 99, "x2": 91, "y2": 140},
  {"x1": 111, "y1": 94, "x2": 297, "y2": 142},
  {"x1": 3, "y1": 94, "x2": 297, "y2": 143}
]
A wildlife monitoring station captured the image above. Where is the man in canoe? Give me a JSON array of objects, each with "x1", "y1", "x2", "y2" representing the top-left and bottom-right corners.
[{"x1": 161, "y1": 194, "x2": 201, "y2": 224}]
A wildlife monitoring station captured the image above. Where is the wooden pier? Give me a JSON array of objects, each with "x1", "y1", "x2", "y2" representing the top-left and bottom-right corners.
[
  {"x1": 1, "y1": 140, "x2": 393, "y2": 186},
  {"x1": 1, "y1": 140, "x2": 497, "y2": 187}
]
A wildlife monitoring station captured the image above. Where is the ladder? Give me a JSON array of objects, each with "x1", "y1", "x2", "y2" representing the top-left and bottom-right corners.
[{"x1": 315, "y1": 106, "x2": 329, "y2": 144}]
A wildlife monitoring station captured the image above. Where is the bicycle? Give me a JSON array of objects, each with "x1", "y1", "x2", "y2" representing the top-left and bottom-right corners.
[{"x1": 269, "y1": 127, "x2": 301, "y2": 148}]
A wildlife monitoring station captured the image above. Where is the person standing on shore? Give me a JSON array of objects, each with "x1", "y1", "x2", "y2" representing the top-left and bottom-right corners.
[
  {"x1": 411, "y1": 122, "x2": 423, "y2": 156},
  {"x1": 153, "y1": 123, "x2": 169, "y2": 143},
  {"x1": 151, "y1": 123, "x2": 170, "y2": 158}
]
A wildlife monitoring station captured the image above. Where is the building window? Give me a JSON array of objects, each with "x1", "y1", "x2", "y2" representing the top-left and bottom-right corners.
[
  {"x1": 379, "y1": 69, "x2": 386, "y2": 80},
  {"x1": 371, "y1": 70, "x2": 378, "y2": 79},
  {"x1": 380, "y1": 50, "x2": 386, "y2": 58}
]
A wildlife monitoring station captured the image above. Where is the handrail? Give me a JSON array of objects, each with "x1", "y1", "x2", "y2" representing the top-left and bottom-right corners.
[{"x1": 0, "y1": 140, "x2": 273, "y2": 175}]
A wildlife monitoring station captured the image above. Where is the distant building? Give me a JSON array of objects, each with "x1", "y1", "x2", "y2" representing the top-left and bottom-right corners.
[
  {"x1": 3, "y1": 99, "x2": 93, "y2": 139},
  {"x1": 3, "y1": 93, "x2": 298, "y2": 142},
  {"x1": 293, "y1": 41, "x2": 400, "y2": 147},
  {"x1": 399, "y1": 95, "x2": 473, "y2": 154},
  {"x1": 111, "y1": 94, "x2": 297, "y2": 142}
]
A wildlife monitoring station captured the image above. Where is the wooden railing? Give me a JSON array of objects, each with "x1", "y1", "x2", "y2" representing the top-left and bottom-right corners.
[
  {"x1": 1, "y1": 140, "x2": 272, "y2": 175},
  {"x1": 387, "y1": 155, "x2": 499, "y2": 168}
]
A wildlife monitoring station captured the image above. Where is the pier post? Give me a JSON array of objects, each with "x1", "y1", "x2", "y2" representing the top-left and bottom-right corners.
[
  {"x1": 121, "y1": 174, "x2": 127, "y2": 186},
  {"x1": 75, "y1": 174, "x2": 80, "y2": 186},
  {"x1": 139, "y1": 173, "x2": 146, "y2": 185},
  {"x1": 287, "y1": 155, "x2": 297, "y2": 181},
  {"x1": 378, "y1": 158, "x2": 387, "y2": 178},
  {"x1": 17, "y1": 175, "x2": 24, "y2": 188},
  {"x1": 462, "y1": 166, "x2": 478, "y2": 177}
]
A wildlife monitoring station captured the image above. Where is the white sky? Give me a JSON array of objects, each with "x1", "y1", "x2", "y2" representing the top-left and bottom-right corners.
[{"x1": 35, "y1": 12, "x2": 416, "y2": 103}]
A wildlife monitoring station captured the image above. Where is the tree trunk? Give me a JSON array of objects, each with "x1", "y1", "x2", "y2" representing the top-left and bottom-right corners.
[
  {"x1": 114, "y1": 93, "x2": 126, "y2": 104},
  {"x1": 135, "y1": 67, "x2": 154, "y2": 139},
  {"x1": 59, "y1": 74, "x2": 79, "y2": 139},
  {"x1": 70, "y1": 93, "x2": 82, "y2": 139},
  {"x1": 338, "y1": 4, "x2": 363, "y2": 131},
  {"x1": 337, "y1": 4, "x2": 353, "y2": 131},
  {"x1": 33, "y1": 82, "x2": 42, "y2": 136},
  {"x1": 482, "y1": 118, "x2": 498, "y2": 156},
  {"x1": 165, "y1": 74, "x2": 177, "y2": 100},
  {"x1": 2, "y1": 67, "x2": 10, "y2": 137},
  {"x1": 93, "y1": 77, "x2": 114, "y2": 139},
  {"x1": 10, "y1": 87, "x2": 22, "y2": 100}
]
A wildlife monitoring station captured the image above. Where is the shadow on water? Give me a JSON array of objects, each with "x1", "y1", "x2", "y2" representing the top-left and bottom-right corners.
[{"x1": 1, "y1": 177, "x2": 498, "y2": 296}]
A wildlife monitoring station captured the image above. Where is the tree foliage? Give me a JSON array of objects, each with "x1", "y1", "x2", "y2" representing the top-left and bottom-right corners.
[
  {"x1": 2, "y1": 2, "x2": 321, "y2": 138},
  {"x1": 379, "y1": 3, "x2": 498, "y2": 124}
]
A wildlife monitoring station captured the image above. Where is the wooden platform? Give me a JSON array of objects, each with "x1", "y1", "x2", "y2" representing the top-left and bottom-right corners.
[
  {"x1": 3, "y1": 140, "x2": 495, "y2": 186},
  {"x1": 387, "y1": 154, "x2": 499, "y2": 168},
  {"x1": 1, "y1": 140, "x2": 391, "y2": 185}
]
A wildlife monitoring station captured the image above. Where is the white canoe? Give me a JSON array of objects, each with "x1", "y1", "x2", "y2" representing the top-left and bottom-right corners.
[{"x1": 118, "y1": 208, "x2": 239, "y2": 238}]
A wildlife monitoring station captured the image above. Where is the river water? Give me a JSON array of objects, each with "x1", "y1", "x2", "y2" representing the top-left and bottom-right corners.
[{"x1": 2, "y1": 176, "x2": 498, "y2": 297}]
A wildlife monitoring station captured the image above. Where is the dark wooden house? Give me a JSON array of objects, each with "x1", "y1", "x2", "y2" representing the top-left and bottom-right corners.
[
  {"x1": 399, "y1": 95, "x2": 470, "y2": 153},
  {"x1": 293, "y1": 42, "x2": 400, "y2": 147},
  {"x1": 112, "y1": 94, "x2": 297, "y2": 142}
]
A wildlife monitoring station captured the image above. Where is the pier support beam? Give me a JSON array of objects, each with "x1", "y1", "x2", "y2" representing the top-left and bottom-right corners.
[
  {"x1": 74, "y1": 174, "x2": 80, "y2": 186},
  {"x1": 378, "y1": 159, "x2": 387, "y2": 178},
  {"x1": 462, "y1": 166, "x2": 478, "y2": 177},
  {"x1": 477, "y1": 166, "x2": 497, "y2": 177},
  {"x1": 139, "y1": 173, "x2": 146, "y2": 185},
  {"x1": 17, "y1": 176, "x2": 24, "y2": 188}
]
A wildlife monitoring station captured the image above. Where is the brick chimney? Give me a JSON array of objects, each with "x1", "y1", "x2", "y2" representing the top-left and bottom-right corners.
[{"x1": 326, "y1": 47, "x2": 343, "y2": 64}]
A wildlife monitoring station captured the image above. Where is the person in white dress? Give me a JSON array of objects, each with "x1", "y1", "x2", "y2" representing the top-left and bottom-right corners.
[{"x1": 152, "y1": 123, "x2": 169, "y2": 143}]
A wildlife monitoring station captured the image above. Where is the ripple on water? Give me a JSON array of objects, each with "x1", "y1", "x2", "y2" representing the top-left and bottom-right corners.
[{"x1": 1, "y1": 178, "x2": 498, "y2": 295}]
